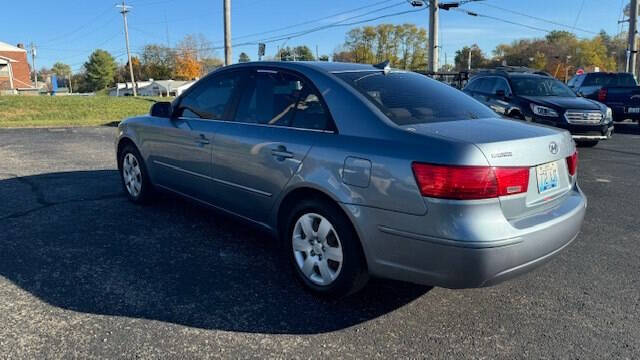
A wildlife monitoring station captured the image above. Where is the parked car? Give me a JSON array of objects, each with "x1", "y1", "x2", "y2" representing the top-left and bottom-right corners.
[
  {"x1": 116, "y1": 62, "x2": 586, "y2": 297},
  {"x1": 568, "y1": 72, "x2": 640, "y2": 123},
  {"x1": 463, "y1": 69, "x2": 613, "y2": 147}
]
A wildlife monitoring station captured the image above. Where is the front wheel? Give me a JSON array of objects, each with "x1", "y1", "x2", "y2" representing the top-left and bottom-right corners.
[
  {"x1": 576, "y1": 140, "x2": 599, "y2": 147},
  {"x1": 119, "y1": 144, "x2": 153, "y2": 203},
  {"x1": 283, "y1": 198, "x2": 369, "y2": 298}
]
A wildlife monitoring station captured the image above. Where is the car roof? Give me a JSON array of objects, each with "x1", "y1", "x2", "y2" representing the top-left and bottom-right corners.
[{"x1": 223, "y1": 61, "x2": 383, "y2": 74}]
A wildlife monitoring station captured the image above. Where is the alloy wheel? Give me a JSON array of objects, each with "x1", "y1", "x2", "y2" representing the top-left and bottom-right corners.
[
  {"x1": 292, "y1": 213, "x2": 344, "y2": 286},
  {"x1": 122, "y1": 153, "x2": 142, "y2": 197}
]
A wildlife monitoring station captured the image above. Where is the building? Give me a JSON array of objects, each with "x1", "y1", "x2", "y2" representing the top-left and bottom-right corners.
[
  {"x1": 110, "y1": 79, "x2": 195, "y2": 97},
  {"x1": 139, "y1": 80, "x2": 194, "y2": 97},
  {"x1": 108, "y1": 80, "x2": 153, "y2": 97},
  {"x1": 0, "y1": 41, "x2": 33, "y2": 93}
]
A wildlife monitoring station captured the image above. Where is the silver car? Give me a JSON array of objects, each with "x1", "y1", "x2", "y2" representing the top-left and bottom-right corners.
[{"x1": 116, "y1": 62, "x2": 586, "y2": 297}]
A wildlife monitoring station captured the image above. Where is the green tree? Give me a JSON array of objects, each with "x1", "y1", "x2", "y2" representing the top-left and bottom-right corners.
[
  {"x1": 293, "y1": 45, "x2": 315, "y2": 61},
  {"x1": 141, "y1": 44, "x2": 176, "y2": 80},
  {"x1": 276, "y1": 45, "x2": 315, "y2": 61},
  {"x1": 84, "y1": 49, "x2": 117, "y2": 91},
  {"x1": 238, "y1": 52, "x2": 251, "y2": 62},
  {"x1": 454, "y1": 45, "x2": 489, "y2": 71},
  {"x1": 51, "y1": 62, "x2": 71, "y2": 77}
]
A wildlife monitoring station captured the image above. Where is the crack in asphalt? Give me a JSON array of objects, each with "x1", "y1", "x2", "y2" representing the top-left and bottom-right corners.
[{"x1": 0, "y1": 172, "x2": 124, "y2": 221}]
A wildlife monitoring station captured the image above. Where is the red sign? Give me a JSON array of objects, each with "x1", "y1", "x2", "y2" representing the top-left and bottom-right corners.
[{"x1": 576, "y1": 68, "x2": 585, "y2": 75}]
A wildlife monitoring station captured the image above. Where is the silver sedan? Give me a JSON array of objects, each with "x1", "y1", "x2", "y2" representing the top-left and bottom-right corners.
[{"x1": 115, "y1": 61, "x2": 586, "y2": 297}]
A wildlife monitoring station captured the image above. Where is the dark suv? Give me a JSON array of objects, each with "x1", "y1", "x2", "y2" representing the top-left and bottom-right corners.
[{"x1": 463, "y1": 69, "x2": 614, "y2": 146}]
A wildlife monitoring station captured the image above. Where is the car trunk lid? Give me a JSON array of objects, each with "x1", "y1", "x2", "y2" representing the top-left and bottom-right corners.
[{"x1": 404, "y1": 118, "x2": 576, "y2": 219}]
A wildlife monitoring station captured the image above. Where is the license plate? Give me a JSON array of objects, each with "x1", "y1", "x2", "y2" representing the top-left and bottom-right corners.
[
  {"x1": 627, "y1": 107, "x2": 640, "y2": 113},
  {"x1": 536, "y1": 161, "x2": 559, "y2": 194}
]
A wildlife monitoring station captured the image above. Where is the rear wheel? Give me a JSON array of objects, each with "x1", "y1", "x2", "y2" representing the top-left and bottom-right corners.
[
  {"x1": 283, "y1": 198, "x2": 368, "y2": 298},
  {"x1": 119, "y1": 144, "x2": 153, "y2": 203},
  {"x1": 576, "y1": 140, "x2": 599, "y2": 147}
]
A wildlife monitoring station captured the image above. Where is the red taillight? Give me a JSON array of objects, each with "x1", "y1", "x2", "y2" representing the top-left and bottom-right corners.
[
  {"x1": 494, "y1": 167, "x2": 531, "y2": 196},
  {"x1": 411, "y1": 163, "x2": 529, "y2": 200},
  {"x1": 566, "y1": 151, "x2": 578, "y2": 176},
  {"x1": 598, "y1": 88, "x2": 607, "y2": 102}
]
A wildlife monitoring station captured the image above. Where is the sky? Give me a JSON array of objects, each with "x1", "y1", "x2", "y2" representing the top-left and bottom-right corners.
[{"x1": 0, "y1": 0, "x2": 627, "y2": 73}]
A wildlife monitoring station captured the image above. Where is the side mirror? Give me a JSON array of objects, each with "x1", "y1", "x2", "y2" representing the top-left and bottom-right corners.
[
  {"x1": 150, "y1": 102, "x2": 173, "y2": 118},
  {"x1": 495, "y1": 89, "x2": 506, "y2": 98}
]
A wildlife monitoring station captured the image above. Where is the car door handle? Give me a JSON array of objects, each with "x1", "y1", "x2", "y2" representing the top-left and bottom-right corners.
[
  {"x1": 271, "y1": 146, "x2": 294, "y2": 159},
  {"x1": 195, "y1": 134, "x2": 210, "y2": 145}
]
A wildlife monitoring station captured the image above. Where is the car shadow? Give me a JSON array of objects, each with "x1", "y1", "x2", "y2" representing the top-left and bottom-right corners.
[
  {"x1": 0, "y1": 170, "x2": 431, "y2": 334},
  {"x1": 613, "y1": 121, "x2": 640, "y2": 135}
]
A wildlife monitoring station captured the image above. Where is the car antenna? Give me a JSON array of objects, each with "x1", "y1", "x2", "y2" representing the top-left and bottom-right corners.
[{"x1": 373, "y1": 60, "x2": 391, "y2": 75}]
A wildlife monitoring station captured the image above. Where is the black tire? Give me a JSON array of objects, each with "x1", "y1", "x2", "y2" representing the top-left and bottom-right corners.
[
  {"x1": 576, "y1": 140, "x2": 599, "y2": 148},
  {"x1": 118, "y1": 144, "x2": 153, "y2": 204},
  {"x1": 282, "y1": 197, "x2": 369, "y2": 298}
]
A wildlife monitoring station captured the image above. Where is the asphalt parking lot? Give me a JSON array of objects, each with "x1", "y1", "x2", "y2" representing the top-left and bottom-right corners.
[{"x1": 0, "y1": 124, "x2": 638, "y2": 359}]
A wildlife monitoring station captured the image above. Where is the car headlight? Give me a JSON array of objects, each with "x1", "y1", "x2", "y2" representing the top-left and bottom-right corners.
[
  {"x1": 605, "y1": 107, "x2": 613, "y2": 123},
  {"x1": 530, "y1": 104, "x2": 558, "y2": 117}
]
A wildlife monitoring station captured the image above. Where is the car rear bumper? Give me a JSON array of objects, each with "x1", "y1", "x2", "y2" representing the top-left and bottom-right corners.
[
  {"x1": 345, "y1": 184, "x2": 587, "y2": 288},
  {"x1": 609, "y1": 105, "x2": 640, "y2": 121}
]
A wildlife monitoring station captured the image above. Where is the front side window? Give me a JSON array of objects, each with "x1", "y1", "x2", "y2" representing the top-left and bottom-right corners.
[
  {"x1": 492, "y1": 78, "x2": 511, "y2": 95},
  {"x1": 510, "y1": 77, "x2": 576, "y2": 97},
  {"x1": 336, "y1": 71, "x2": 496, "y2": 126},
  {"x1": 234, "y1": 70, "x2": 331, "y2": 130},
  {"x1": 176, "y1": 73, "x2": 241, "y2": 120}
]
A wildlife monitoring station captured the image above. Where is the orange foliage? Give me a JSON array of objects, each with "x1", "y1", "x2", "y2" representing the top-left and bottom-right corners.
[{"x1": 174, "y1": 53, "x2": 201, "y2": 80}]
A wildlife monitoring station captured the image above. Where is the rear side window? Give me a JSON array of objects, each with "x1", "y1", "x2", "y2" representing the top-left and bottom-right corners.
[
  {"x1": 176, "y1": 73, "x2": 241, "y2": 120},
  {"x1": 583, "y1": 73, "x2": 637, "y2": 87},
  {"x1": 465, "y1": 78, "x2": 481, "y2": 91},
  {"x1": 234, "y1": 70, "x2": 331, "y2": 130},
  {"x1": 477, "y1": 78, "x2": 496, "y2": 94},
  {"x1": 336, "y1": 71, "x2": 495, "y2": 125}
]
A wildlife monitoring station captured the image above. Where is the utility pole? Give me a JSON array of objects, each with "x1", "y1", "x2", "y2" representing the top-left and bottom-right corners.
[
  {"x1": 428, "y1": 0, "x2": 439, "y2": 73},
  {"x1": 629, "y1": 0, "x2": 638, "y2": 76},
  {"x1": 117, "y1": 1, "x2": 137, "y2": 96},
  {"x1": 30, "y1": 43, "x2": 38, "y2": 88},
  {"x1": 468, "y1": 47, "x2": 472, "y2": 70},
  {"x1": 224, "y1": 0, "x2": 232, "y2": 66},
  {"x1": 68, "y1": 70, "x2": 73, "y2": 94}
]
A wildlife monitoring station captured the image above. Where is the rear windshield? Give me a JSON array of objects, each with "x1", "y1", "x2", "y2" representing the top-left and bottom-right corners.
[
  {"x1": 335, "y1": 71, "x2": 495, "y2": 125},
  {"x1": 582, "y1": 73, "x2": 637, "y2": 87}
]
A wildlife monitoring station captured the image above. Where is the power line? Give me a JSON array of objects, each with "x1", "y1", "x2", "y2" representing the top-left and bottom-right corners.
[
  {"x1": 134, "y1": 7, "x2": 427, "y2": 55},
  {"x1": 39, "y1": 6, "x2": 117, "y2": 46},
  {"x1": 218, "y1": 0, "x2": 405, "y2": 44},
  {"x1": 471, "y1": 2, "x2": 598, "y2": 35},
  {"x1": 454, "y1": 8, "x2": 588, "y2": 39},
  {"x1": 572, "y1": 0, "x2": 586, "y2": 31}
]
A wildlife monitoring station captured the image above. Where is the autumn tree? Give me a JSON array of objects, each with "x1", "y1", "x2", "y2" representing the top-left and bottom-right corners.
[
  {"x1": 173, "y1": 34, "x2": 222, "y2": 79},
  {"x1": 115, "y1": 57, "x2": 144, "y2": 83},
  {"x1": 337, "y1": 23, "x2": 427, "y2": 70}
]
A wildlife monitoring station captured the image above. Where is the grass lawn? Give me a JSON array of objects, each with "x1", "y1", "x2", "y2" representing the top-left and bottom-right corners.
[{"x1": 0, "y1": 96, "x2": 169, "y2": 128}]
